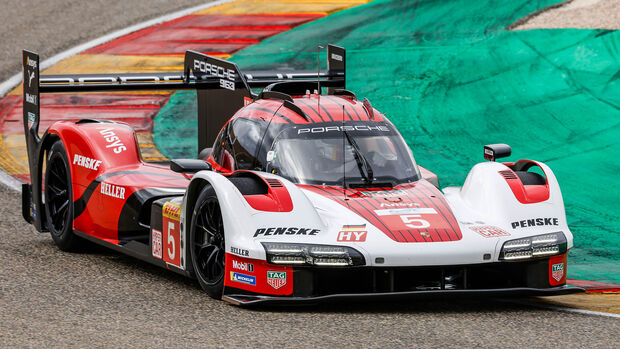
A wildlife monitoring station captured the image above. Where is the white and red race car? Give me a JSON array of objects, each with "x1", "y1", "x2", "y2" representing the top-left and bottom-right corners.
[{"x1": 21, "y1": 46, "x2": 581, "y2": 305}]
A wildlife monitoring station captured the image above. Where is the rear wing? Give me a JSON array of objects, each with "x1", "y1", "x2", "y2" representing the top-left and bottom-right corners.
[{"x1": 21, "y1": 45, "x2": 345, "y2": 231}]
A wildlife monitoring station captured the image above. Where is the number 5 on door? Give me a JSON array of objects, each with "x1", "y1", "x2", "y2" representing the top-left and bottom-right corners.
[{"x1": 162, "y1": 203, "x2": 182, "y2": 267}]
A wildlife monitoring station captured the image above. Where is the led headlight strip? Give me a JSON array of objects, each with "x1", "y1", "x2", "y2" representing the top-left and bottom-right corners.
[
  {"x1": 499, "y1": 232, "x2": 567, "y2": 260},
  {"x1": 262, "y1": 242, "x2": 365, "y2": 267}
]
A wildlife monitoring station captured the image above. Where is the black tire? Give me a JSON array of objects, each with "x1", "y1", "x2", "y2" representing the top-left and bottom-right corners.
[
  {"x1": 190, "y1": 185, "x2": 225, "y2": 299},
  {"x1": 44, "y1": 140, "x2": 83, "y2": 251}
]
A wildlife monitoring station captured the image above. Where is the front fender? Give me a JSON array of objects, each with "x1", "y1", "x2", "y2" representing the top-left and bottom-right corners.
[
  {"x1": 182, "y1": 171, "x2": 326, "y2": 262},
  {"x1": 47, "y1": 121, "x2": 142, "y2": 188},
  {"x1": 443, "y1": 161, "x2": 573, "y2": 248}
]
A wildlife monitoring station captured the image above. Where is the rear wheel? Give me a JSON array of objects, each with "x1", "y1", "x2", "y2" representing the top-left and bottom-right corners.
[
  {"x1": 44, "y1": 141, "x2": 83, "y2": 251},
  {"x1": 190, "y1": 185, "x2": 225, "y2": 299}
]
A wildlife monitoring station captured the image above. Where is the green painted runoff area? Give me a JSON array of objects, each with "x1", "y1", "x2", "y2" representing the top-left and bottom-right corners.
[{"x1": 154, "y1": 0, "x2": 619, "y2": 283}]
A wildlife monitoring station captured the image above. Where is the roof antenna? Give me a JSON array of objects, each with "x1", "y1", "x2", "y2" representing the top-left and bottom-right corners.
[{"x1": 317, "y1": 45, "x2": 324, "y2": 118}]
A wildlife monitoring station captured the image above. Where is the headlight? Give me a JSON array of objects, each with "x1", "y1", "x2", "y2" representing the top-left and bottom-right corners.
[
  {"x1": 499, "y1": 231, "x2": 567, "y2": 260},
  {"x1": 262, "y1": 242, "x2": 365, "y2": 267}
]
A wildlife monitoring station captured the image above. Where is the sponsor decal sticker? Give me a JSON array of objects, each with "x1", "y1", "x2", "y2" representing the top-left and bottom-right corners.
[
  {"x1": 193, "y1": 59, "x2": 236, "y2": 91},
  {"x1": 151, "y1": 229, "x2": 162, "y2": 259},
  {"x1": 28, "y1": 70, "x2": 35, "y2": 87},
  {"x1": 26, "y1": 56, "x2": 37, "y2": 69},
  {"x1": 374, "y1": 207, "x2": 436, "y2": 216},
  {"x1": 267, "y1": 271, "x2": 287, "y2": 290},
  {"x1": 25, "y1": 93, "x2": 37, "y2": 105},
  {"x1": 297, "y1": 124, "x2": 389, "y2": 135},
  {"x1": 552, "y1": 262, "x2": 564, "y2": 282},
  {"x1": 73, "y1": 154, "x2": 102, "y2": 171},
  {"x1": 359, "y1": 189, "x2": 405, "y2": 197},
  {"x1": 511, "y1": 217, "x2": 559, "y2": 229},
  {"x1": 230, "y1": 246, "x2": 249, "y2": 257},
  {"x1": 337, "y1": 225, "x2": 367, "y2": 242},
  {"x1": 548, "y1": 254, "x2": 567, "y2": 286},
  {"x1": 232, "y1": 259, "x2": 254, "y2": 272},
  {"x1": 26, "y1": 57, "x2": 36, "y2": 87},
  {"x1": 230, "y1": 272, "x2": 256, "y2": 286},
  {"x1": 243, "y1": 97, "x2": 253, "y2": 106},
  {"x1": 254, "y1": 227, "x2": 320, "y2": 238},
  {"x1": 162, "y1": 202, "x2": 181, "y2": 220},
  {"x1": 379, "y1": 201, "x2": 417, "y2": 208},
  {"x1": 420, "y1": 231, "x2": 430, "y2": 238},
  {"x1": 469, "y1": 226, "x2": 511, "y2": 238},
  {"x1": 100, "y1": 182, "x2": 125, "y2": 199},
  {"x1": 27, "y1": 112, "x2": 36, "y2": 122},
  {"x1": 98, "y1": 128, "x2": 127, "y2": 154},
  {"x1": 331, "y1": 53, "x2": 343, "y2": 61},
  {"x1": 162, "y1": 201, "x2": 182, "y2": 268}
]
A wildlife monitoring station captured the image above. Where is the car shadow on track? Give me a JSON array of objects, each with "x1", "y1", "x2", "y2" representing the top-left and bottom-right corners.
[
  {"x1": 27, "y1": 239, "x2": 552, "y2": 314},
  {"x1": 30, "y1": 238, "x2": 199, "y2": 290},
  {"x1": 246, "y1": 298, "x2": 543, "y2": 314}
]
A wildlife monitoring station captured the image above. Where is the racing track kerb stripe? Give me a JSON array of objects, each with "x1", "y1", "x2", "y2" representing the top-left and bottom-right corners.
[{"x1": 73, "y1": 170, "x2": 187, "y2": 218}]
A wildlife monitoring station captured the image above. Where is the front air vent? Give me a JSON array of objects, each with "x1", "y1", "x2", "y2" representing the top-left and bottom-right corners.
[
  {"x1": 499, "y1": 170, "x2": 518, "y2": 180},
  {"x1": 265, "y1": 178, "x2": 283, "y2": 187}
]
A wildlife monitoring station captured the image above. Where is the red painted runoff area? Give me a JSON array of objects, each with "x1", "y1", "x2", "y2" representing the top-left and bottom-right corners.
[
  {"x1": 567, "y1": 279, "x2": 620, "y2": 293},
  {"x1": 85, "y1": 14, "x2": 323, "y2": 56},
  {"x1": 0, "y1": 94, "x2": 169, "y2": 133}
]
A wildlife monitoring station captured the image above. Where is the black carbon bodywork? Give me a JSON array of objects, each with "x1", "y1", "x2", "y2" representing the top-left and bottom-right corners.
[{"x1": 223, "y1": 285, "x2": 584, "y2": 307}]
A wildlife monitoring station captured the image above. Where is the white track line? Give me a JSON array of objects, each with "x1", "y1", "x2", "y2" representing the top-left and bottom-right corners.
[
  {"x1": 508, "y1": 299, "x2": 620, "y2": 319},
  {"x1": 0, "y1": 0, "x2": 234, "y2": 191},
  {"x1": 544, "y1": 304, "x2": 620, "y2": 319},
  {"x1": 0, "y1": 169, "x2": 22, "y2": 191}
]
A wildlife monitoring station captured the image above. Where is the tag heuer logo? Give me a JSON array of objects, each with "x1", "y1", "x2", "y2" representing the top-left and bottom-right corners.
[
  {"x1": 552, "y1": 262, "x2": 564, "y2": 282},
  {"x1": 267, "y1": 271, "x2": 287, "y2": 289}
]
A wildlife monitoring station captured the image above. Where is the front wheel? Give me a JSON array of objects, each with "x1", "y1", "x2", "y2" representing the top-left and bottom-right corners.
[{"x1": 189, "y1": 185, "x2": 225, "y2": 299}]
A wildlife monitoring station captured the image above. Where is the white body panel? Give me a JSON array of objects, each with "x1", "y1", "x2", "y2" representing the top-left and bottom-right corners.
[{"x1": 181, "y1": 160, "x2": 572, "y2": 268}]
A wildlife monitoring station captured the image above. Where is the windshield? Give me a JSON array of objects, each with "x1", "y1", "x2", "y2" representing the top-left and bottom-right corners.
[{"x1": 265, "y1": 121, "x2": 420, "y2": 186}]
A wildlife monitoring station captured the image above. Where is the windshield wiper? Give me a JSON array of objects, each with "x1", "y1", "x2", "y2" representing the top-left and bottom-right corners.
[{"x1": 343, "y1": 130, "x2": 374, "y2": 186}]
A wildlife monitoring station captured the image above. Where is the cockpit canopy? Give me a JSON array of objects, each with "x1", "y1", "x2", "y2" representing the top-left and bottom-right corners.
[{"x1": 211, "y1": 116, "x2": 421, "y2": 187}]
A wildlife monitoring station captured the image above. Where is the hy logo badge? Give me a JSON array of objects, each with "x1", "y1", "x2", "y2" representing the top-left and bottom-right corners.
[{"x1": 267, "y1": 271, "x2": 287, "y2": 289}]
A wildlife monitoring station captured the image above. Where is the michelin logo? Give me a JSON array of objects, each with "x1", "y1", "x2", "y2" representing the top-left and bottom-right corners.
[{"x1": 230, "y1": 272, "x2": 256, "y2": 286}]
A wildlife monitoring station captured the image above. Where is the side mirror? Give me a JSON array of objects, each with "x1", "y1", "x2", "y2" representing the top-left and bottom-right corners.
[
  {"x1": 484, "y1": 144, "x2": 511, "y2": 161},
  {"x1": 170, "y1": 159, "x2": 212, "y2": 173}
]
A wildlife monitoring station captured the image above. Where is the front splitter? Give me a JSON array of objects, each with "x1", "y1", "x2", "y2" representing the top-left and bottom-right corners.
[{"x1": 222, "y1": 285, "x2": 584, "y2": 307}]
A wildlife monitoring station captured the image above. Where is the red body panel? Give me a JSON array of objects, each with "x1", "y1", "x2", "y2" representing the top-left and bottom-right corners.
[
  {"x1": 549, "y1": 253, "x2": 567, "y2": 286},
  {"x1": 238, "y1": 96, "x2": 385, "y2": 125},
  {"x1": 500, "y1": 160, "x2": 550, "y2": 204},
  {"x1": 48, "y1": 121, "x2": 189, "y2": 243},
  {"x1": 224, "y1": 253, "x2": 293, "y2": 295},
  {"x1": 300, "y1": 180, "x2": 462, "y2": 243}
]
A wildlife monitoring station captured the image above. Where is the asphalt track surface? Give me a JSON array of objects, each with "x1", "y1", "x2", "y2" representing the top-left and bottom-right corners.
[{"x1": 0, "y1": 1, "x2": 617, "y2": 348}]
